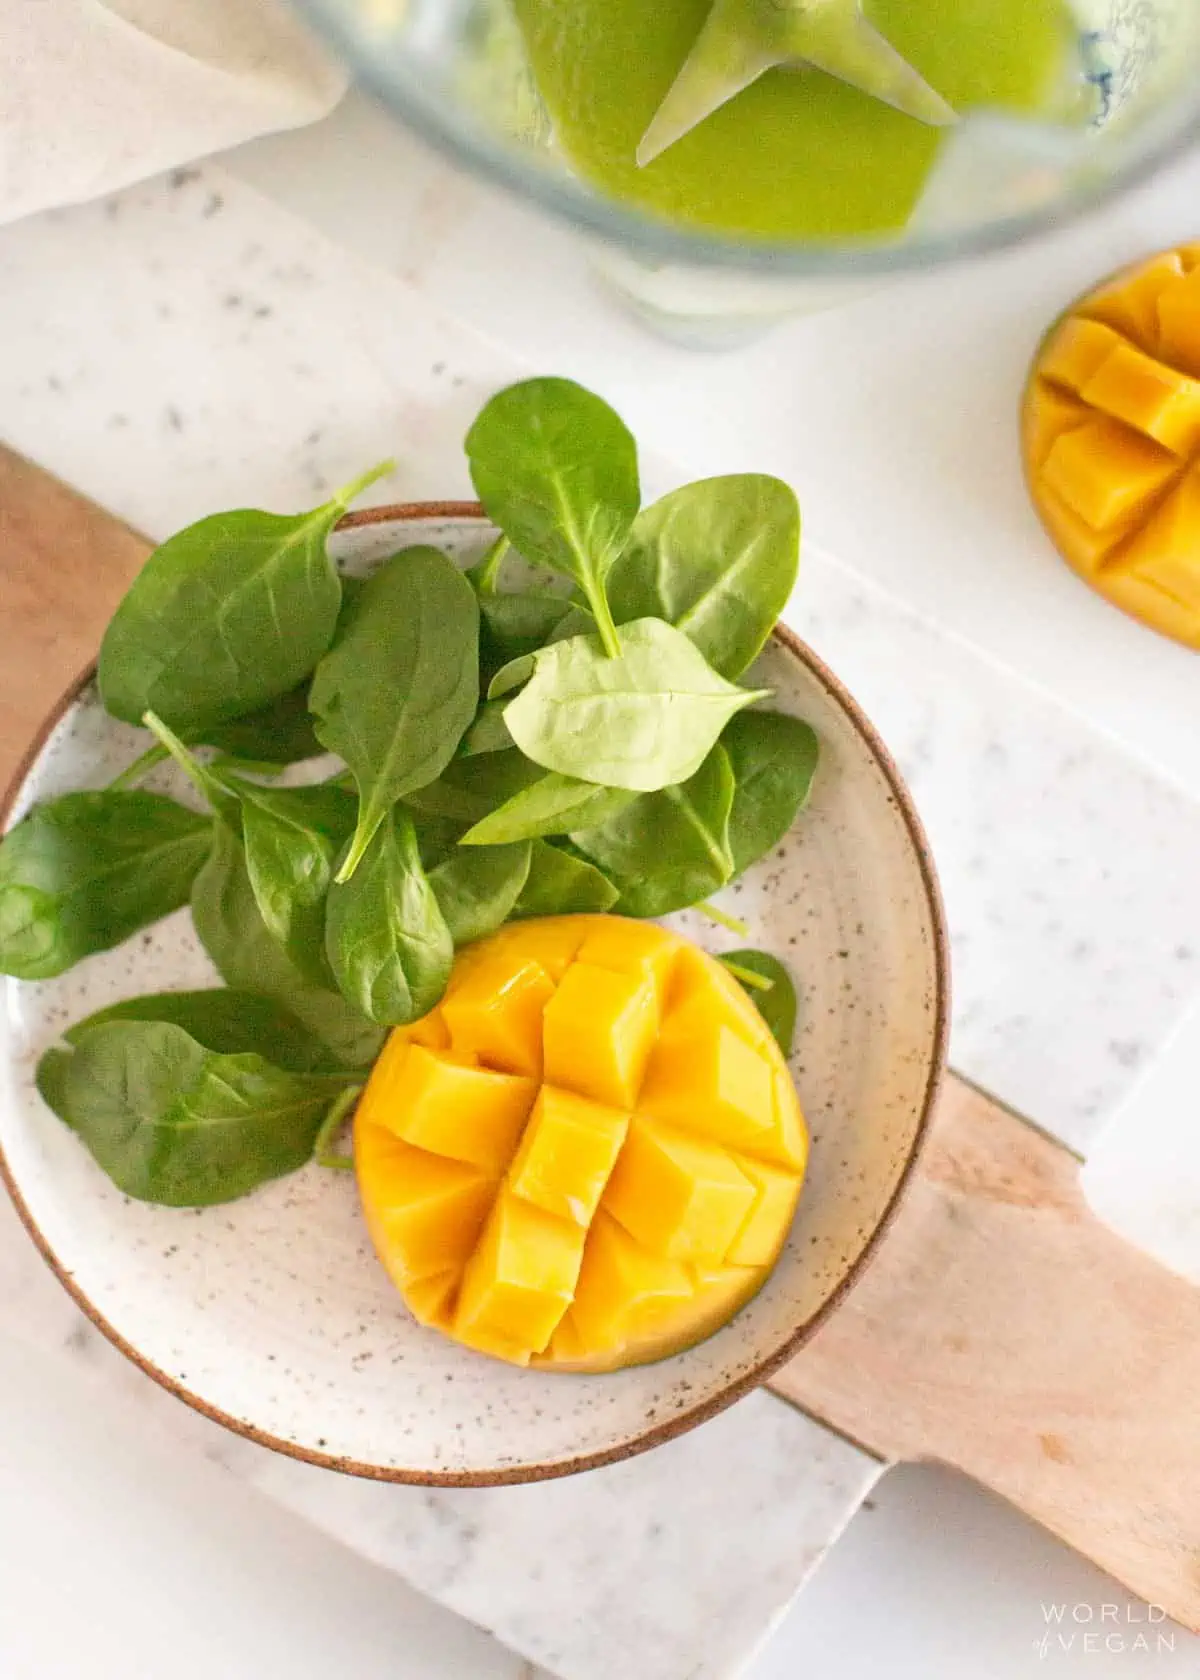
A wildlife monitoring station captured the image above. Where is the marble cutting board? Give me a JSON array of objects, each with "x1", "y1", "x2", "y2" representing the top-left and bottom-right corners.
[{"x1": 1, "y1": 168, "x2": 1199, "y2": 1680}]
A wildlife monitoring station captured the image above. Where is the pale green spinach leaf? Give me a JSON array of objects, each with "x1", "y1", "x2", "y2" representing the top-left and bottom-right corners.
[
  {"x1": 461, "y1": 772, "x2": 634, "y2": 846},
  {"x1": 503, "y1": 618, "x2": 769, "y2": 792}
]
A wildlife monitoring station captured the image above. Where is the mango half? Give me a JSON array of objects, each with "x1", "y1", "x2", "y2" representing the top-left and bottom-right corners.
[
  {"x1": 354, "y1": 916, "x2": 807, "y2": 1372},
  {"x1": 1023, "y1": 242, "x2": 1200, "y2": 651}
]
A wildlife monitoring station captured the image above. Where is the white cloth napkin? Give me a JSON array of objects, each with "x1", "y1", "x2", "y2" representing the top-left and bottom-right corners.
[{"x1": 0, "y1": 0, "x2": 346, "y2": 225}]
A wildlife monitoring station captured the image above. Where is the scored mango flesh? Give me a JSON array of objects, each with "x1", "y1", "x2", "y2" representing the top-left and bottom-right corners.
[
  {"x1": 354, "y1": 916, "x2": 807, "y2": 1372},
  {"x1": 1023, "y1": 242, "x2": 1200, "y2": 651}
]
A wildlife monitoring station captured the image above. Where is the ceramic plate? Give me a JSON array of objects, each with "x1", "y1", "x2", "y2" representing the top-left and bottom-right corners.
[{"x1": 0, "y1": 508, "x2": 949, "y2": 1484}]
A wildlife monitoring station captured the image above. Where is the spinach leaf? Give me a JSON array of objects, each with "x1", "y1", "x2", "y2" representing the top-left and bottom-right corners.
[
  {"x1": 512, "y1": 839, "x2": 619, "y2": 918},
  {"x1": 461, "y1": 772, "x2": 634, "y2": 846},
  {"x1": 0, "y1": 792, "x2": 212, "y2": 980},
  {"x1": 478, "y1": 591, "x2": 594, "y2": 674},
  {"x1": 222, "y1": 778, "x2": 358, "y2": 986},
  {"x1": 143, "y1": 710, "x2": 243, "y2": 828},
  {"x1": 721, "y1": 949, "x2": 798, "y2": 1056},
  {"x1": 325, "y1": 809, "x2": 453, "y2": 1026},
  {"x1": 465, "y1": 378, "x2": 639, "y2": 658},
  {"x1": 38, "y1": 1020, "x2": 353, "y2": 1206},
  {"x1": 458, "y1": 701, "x2": 514, "y2": 758},
  {"x1": 503, "y1": 618, "x2": 769, "y2": 793},
  {"x1": 608, "y1": 476, "x2": 800, "y2": 679},
  {"x1": 98, "y1": 465, "x2": 389, "y2": 736},
  {"x1": 409, "y1": 809, "x2": 468, "y2": 871},
  {"x1": 49, "y1": 988, "x2": 344, "y2": 1073},
  {"x1": 199, "y1": 685, "x2": 323, "y2": 765},
  {"x1": 429, "y1": 841, "x2": 532, "y2": 946},
  {"x1": 191, "y1": 819, "x2": 384, "y2": 1069},
  {"x1": 724, "y1": 710, "x2": 820, "y2": 874},
  {"x1": 405, "y1": 749, "x2": 544, "y2": 825},
  {"x1": 571, "y1": 744, "x2": 735, "y2": 917},
  {"x1": 309, "y1": 546, "x2": 480, "y2": 882}
]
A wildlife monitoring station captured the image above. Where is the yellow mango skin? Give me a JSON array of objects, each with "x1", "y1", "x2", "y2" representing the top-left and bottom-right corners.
[
  {"x1": 354, "y1": 916, "x2": 808, "y2": 1371},
  {"x1": 1023, "y1": 243, "x2": 1200, "y2": 651}
]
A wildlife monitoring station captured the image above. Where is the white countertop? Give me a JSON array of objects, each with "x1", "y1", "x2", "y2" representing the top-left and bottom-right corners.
[{"x1": 1, "y1": 89, "x2": 1199, "y2": 1680}]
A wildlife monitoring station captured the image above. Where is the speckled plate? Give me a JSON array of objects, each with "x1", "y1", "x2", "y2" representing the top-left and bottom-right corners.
[{"x1": 0, "y1": 507, "x2": 948, "y2": 1485}]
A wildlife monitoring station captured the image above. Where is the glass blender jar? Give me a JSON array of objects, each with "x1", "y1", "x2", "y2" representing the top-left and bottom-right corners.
[{"x1": 291, "y1": 0, "x2": 1200, "y2": 341}]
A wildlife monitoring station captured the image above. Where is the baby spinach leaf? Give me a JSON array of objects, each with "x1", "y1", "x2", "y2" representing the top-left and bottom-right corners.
[
  {"x1": 98, "y1": 464, "x2": 389, "y2": 736},
  {"x1": 466, "y1": 378, "x2": 639, "y2": 657},
  {"x1": 0, "y1": 792, "x2": 212, "y2": 980},
  {"x1": 429, "y1": 841, "x2": 532, "y2": 946},
  {"x1": 191, "y1": 820, "x2": 384, "y2": 1069},
  {"x1": 405, "y1": 749, "x2": 544, "y2": 825},
  {"x1": 478, "y1": 591, "x2": 594, "y2": 674},
  {"x1": 222, "y1": 779, "x2": 359, "y2": 986},
  {"x1": 608, "y1": 476, "x2": 800, "y2": 679},
  {"x1": 512, "y1": 839, "x2": 619, "y2": 918},
  {"x1": 459, "y1": 701, "x2": 514, "y2": 758},
  {"x1": 487, "y1": 654, "x2": 537, "y2": 701},
  {"x1": 571, "y1": 744, "x2": 735, "y2": 918},
  {"x1": 461, "y1": 772, "x2": 634, "y2": 846},
  {"x1": 325, "y1": 809, "x2": 453, "y2": 1026},
  {"x1": 721, "y1": 949, "x2": 798, "y2": 1056},
  {"x1": 39, "y1": 1019, "x2": 354, "y2": 1206},
  {"x1": 199, "y1": 685, "x2": 323, "y2": 765},
  {"x1": 503, "y1": 618, "x2": 769, "y2": 793},
  {"x1": 52, "y1": 988, "x2": 344, "y2": 1074},
  {"x1": 309, "y1": 546, "x2": 480, "y2": 882},
  {"x1": 724, "y1": 710, "x2": 820, "y2": 874}
]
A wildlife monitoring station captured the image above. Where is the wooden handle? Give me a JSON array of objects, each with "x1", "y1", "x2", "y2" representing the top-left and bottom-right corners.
[
  {"x1": 770, "y1": 1075, "x2": 1200, "y2": 1631},
  {"x1": 4, "y1": 446, "x2": 1197, "y2": 1626},
  {"x1": 0, "y1": 445, "x2": 148, "y2": 790}
]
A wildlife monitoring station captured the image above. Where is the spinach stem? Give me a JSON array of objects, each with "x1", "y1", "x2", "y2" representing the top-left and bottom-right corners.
[
  {"x1": 314, "y1": 1083, "x2": 363, "y2": 1171},
  {"x1": 332, "y1": 459, "x2": 395, "y2": 511},
  {"x1": 142, "y1": 710, "x2": 220, "y2": 806},
  {"x1": 698, "y1": 900, "x2": 749, "y2": 937},
  {"x1": 474, "y1": 534, "x2": 510, "y2": 596},
  {"x1": 718, "y1": 957, "x2": 775, "y2": 993},
  {"x1": 582, "y1": 576, "x2": 623, "y2": 659},
  {"x1": 108, "y1": 744, "x2": 169, "y2": 790}
]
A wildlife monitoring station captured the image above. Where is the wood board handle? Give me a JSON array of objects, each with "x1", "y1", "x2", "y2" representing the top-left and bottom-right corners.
[
  {"x1": 3, "y1": 445, "x2": 1197, "y2": 1626},
  {"x1": 0, "y1": 445, "x2": 148, "y2": 789},
  {"x1": 769, "y1": 1074, "x2": 1200, "y2": 1631}
]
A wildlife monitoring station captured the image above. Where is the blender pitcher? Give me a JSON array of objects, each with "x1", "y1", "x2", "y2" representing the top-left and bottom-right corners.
[{"x1": 292, "y1": 0, "x2": 1200, "y2": 341}]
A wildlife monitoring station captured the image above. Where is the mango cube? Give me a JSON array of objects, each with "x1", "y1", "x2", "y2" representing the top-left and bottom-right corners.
[
  {"x1": 604, "y1": 1117, "x2": 755, "y2": 1263},
  {"x1": 639, "y1": 1011, "x2": 774, "y2": 1151},
  {"x1": 455, "y1": 1191, "x2": 584, "y2": 1355},
  {"x1": 1081, "y1": 341, "x2": 1200, "y2": 457},
  {"x1": 577, "y1": 918, "x2": 679, "y2": 1002},
  {"x1": 384, "y1": 1043, "x2": 536, "y2": 1176},
  {"x1": 1083, "y1": 251, "x2": 1185, "y2": 346},
  {"x1": 1040, "y1": 417, "x2": 1177, "y2": 531},
  {"x1": 1156, "y1": 266, "x2": 1200, "y2": 381},
  {"x1": 542, "y1": 961, "x2": 658, "y2": 1108},
  {"x1": 441, "y1": 955, "x2": 554, "y2": 1077},
  {"x1": 355, "y1": 916, "x2": 809, "y2": 1370},
  {"x1": 725, "y1": 1157, "x2": 801, "y2": 1266},
  {"x1": 1117, "y1": 467, "x2": 1200, "y2": 608},
  {"x1": 354, "y1": 1124, "x2": 495, "y2": 1284},
  {"x1": 1038, "y1": 316, "x2": 1122, "y2": 394},
  {"x1": 567, "y1": 1211, "x2": 694, "y2": 1355},
  {"x1": 508, "y1": 1086, "x2": 629, "y2": 1226}
]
